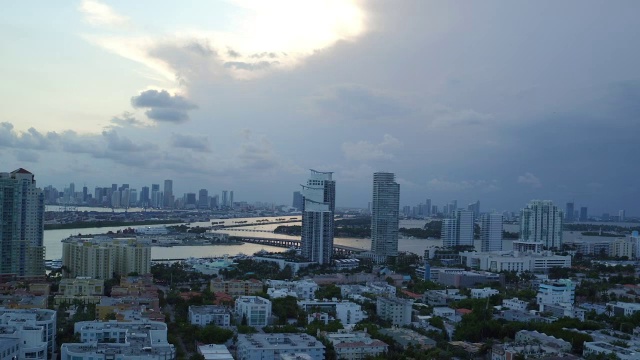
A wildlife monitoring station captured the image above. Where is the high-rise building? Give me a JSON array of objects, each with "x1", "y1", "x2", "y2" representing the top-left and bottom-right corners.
[
  {"x1": 229, "y1": 191, "x2": 234, "y2": 209},
  {"x1": 292, "y1": 191, "x2": 304, "y2": 211},
  {"x1": 221, "y1": 190, "x2": 228, "y2": 207},
  {"x1": 565, "y1": 202, "x2": 574, "y2": 223},
  {"x1": 185, "y1": 193, "x2": 197, "y2": 209},
  {"x1": 163, "y1": 180, "x2": 173, "y2": 208},
  {"x1": 301, "y1": 170, "x2": 335, "y2": 264},
  {"x1": 619, "y1": 210, "x2": 626, "y2": 222},
  {"x1": 82, "y1": 186, "x2": 88, "y2": 202},
  {"x1": 467, "y1": 200, "x2": 480, "y2": 220},
  {"x1": 0, "y1": 168, "x2": 45, "y2": 278},
  {"x1": 520, "y1": 200, "x2": 563, "y2": 250},
  {"x1": 579, "y1": 206, "x2": 588, "y2": 222},
  {"x1": 481, "y1": 213, "x2": 503, "y2": 252},
  {"x1": 370, "y1": 172, "x2": 400, "y2": 260},
  {"x1": 425, "y1": 198, "x2": 432, "y2": 216},
  {"x1": 151, "y1": 184, "x2": 160, "y2": 208},
  {"x1": 198, "y1": 189, "x2": 209, "y2": 209},
  {"x1": 441, "y1": 209, "x2": 474, "y2": 248},
  {"x1": 140, "y1": 186, "x2": 150, "y2": 207}
]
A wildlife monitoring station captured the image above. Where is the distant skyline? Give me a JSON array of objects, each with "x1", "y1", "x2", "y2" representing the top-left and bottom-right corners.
[{"x1": 2, "y1": 1, "x2": 640, "y2": 214}]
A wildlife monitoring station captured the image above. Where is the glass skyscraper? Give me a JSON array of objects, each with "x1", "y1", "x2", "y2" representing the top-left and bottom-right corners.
[
  {"x1": 370, "y1": 172, "x2": 400, "y2": 260},
  {"x1": 301, "y1": 170, "x2": 335, "y2": 264}
]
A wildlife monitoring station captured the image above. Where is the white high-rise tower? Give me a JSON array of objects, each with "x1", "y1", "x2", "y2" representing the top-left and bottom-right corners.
[
  {"x1": 301, "y1": 170, "x2": 335, "y2": 264},
  {"x1": 519, "y1": 200, "x2": 563, "y2": 250},
  {"x1": 441, "y1": 210, "x2": 474, "y2": 248},
  {"x1": 370, "y1": 172, "x2": 400, "y2": 260},
  {"x1": 481, "y1": 213, "x2": 503, "y2": 252}
]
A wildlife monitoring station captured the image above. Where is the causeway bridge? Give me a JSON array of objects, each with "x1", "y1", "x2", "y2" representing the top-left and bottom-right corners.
[{"x1": 232, "y1": 236, "x2": 366, "y2": 256}]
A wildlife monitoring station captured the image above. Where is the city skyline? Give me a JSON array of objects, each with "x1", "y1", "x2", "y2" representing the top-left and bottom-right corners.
[{"x1": 1, "y1": 1, "x2": 639, "y2": 214}]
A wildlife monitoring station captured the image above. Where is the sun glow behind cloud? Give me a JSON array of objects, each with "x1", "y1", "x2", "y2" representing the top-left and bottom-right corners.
[{"x1": 80, "y1": 0, "x2": 367, "y2": 84}]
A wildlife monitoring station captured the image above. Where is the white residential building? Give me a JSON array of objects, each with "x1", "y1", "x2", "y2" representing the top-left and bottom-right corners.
[
  {"x1": 502, "y1": 298, "x2": 528, "y2": 312},
  {"x1": 189, "y1": 306, "x2": 231, "y2": 327},
  {"x1": 607, "y1": 301, "x2": 640, "y2": 317},
  {"x1": 236, "y1": 333, "x2": 325, "y2": 360},
  {"x1": 198, "y1": 344, "x2": 233, "y2": 360},
  {"x1": 62, "y1": 321, "x2": 175, "y2": 360},
  {"x1": 537, "y1": 279, "x2": 575, "y2": 310},
  {"x1": 298, "y1": 300, "x2": 367, "y2": 325},
  {"x1": 376, "y1": 297, "x2": 413, "y2": 325},
  {"x1": 266, "y1": 280, "x2": 318, "y2": 300},
  {"x1": 471, "y1": 288, "x2": 499, "y2": 299},
  {"x1": 0, "y1": 308, "x2": 56, "y2": 360},
  {"x1": 326, "y1": 331, "x2": 389, "y2": 360},
  {"x1": 610, "y1": 237, "x2": 636, "y2": 258},
  {"x1": 0, "y1": 338, "x2": 20, "y2": 360},
  {"x1": 461, "y1": 251, "x2": 571, "y2": 274},
  {"x1": 583, "y1": 342, "x2": 640, "y2": 360},
  {"x1": 433, "y1": 307, "x2": 455, "y2": 318},
  {"x1": 235, "y1": 296, "x2": 271, "y2": 327}
]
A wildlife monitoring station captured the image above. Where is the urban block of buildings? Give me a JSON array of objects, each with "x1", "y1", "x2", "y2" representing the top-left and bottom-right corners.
[{"x1": 375, "y1": 297, "x2": 413, "y2": 326}]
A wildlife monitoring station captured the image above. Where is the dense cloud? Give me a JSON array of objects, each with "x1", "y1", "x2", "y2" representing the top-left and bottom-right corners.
[
  {"x1": 170, "y1": 133, "x2": 211, "y2": 152},
  {"x1": 131, "y1": 90, "x2": 198, "y2": 123}
]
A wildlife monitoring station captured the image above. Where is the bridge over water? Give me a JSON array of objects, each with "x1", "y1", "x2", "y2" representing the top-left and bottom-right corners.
[{"x1": 231, "y1": 236, "x2": 367, "y2": 256}]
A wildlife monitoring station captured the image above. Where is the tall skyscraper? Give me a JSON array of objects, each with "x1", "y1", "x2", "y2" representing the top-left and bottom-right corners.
[
  {"x1": 619, "y1": 210, "x2": 626, "y2": 222},
  {"x1": 441, "y1": 209, "x2": 474, "y2": 248},
  {"x1": 481, "y1": 213, "x2": 503, "y2": 252},
  {"x1": 221, "y1": 190, "x2": 228, "y2": 207},
  {"x1": 292, "y1": 191, "x2": 303, "y2": 211},
  {"x1": 151, "y1": 184, "x2": 160, "y2": 208},
  {"x1": 565, "y1": 202, "x2": 574, "y2": 223},
  {"x1": 520, "y1": 200, "x2": 563, "y2": 250},
  {"x1": 370, "y1": 172, "x2": 400, "y2": 260},
  {"x1": 467, "y1": 200, "x2": 480, "y2": 220},
  {"x1": 198, "y1": 189, "x2": 209, "y2": 209},
  {"x1": 425, "y1": 198, "x2": 432, "y2": 216},
  {"x1": 301, "y1": 170, "x2": 335, "y2": 264},
  {"x1": 0, "y1": 168, "x2": 45, "y2": 278},
  {"x1": 579, "y1": 206, "x2": 588, "y2": 222},
  {"x1": 140, "y1": 186, "x2": 150, "y2": 207},
  {"x1": 229, "y1": 191, "x2": 234, "y2": 209},
  {"x1": 163, "y1": 180, "x2": 173, "y2": 208}
]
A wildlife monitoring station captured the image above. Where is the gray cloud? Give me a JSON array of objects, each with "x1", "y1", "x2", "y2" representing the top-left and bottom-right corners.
[
  {"x1": 0, "y1": 122, "x2": 56, "y2": 150},
  {"x1": 223, "y1": 61, "x2": 278, "y2": 71},
  {"x1": 110, "y1": 112, "x2": 145, "y2": 127},
  {"x1": 14, "y1": 149, "x2": 39, "y2": 163},
  {"x1": 312, "y1": 84, "x2": 411, "y2": 121},
  {"x1": 130, "y1": 89, "x2": 198, "y2": 123},
  {"x1": 170, "y1": 133, "x2": 211, "y2": 152}
]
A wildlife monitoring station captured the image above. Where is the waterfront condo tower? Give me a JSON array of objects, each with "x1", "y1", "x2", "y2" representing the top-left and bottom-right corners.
[
  {"x1": 370, "y1": 172, "x2": 400, "y2": 260},
  {"x1": 301, "y1": 170, "x2": 335, "y2": 264},
  {"x1": 0, "y1": 168, "x2": 45, "y2": 278},
  {"x1": 441, "y1": 209, "x2": 474, "y2": 248},
  {"x1": 481, "y1": 213, "x2": 503, "y2": 252},
  {"x1": 520, "y1": 200, "x2": 564, "y2": 250}
]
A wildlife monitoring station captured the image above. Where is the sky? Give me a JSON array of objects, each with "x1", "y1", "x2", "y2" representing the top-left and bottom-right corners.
[{"x1": 1, "y1": 1, "x2": 639, "y2": 214}]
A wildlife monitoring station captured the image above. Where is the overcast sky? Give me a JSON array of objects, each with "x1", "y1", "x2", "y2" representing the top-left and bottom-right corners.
[{"x1": 1, "y1": 1, "x2": 639, "y2": 214}]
